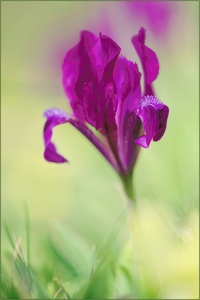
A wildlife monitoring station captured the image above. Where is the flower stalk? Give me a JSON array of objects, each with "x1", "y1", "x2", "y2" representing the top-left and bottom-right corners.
[{"x1": 120, "y1": 172, "x2": 135, "y2": 203}]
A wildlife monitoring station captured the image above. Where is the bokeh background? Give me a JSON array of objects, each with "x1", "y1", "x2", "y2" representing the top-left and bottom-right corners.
[{"x1": 2, "y1": 1, "x2": 199, "y2": 299}]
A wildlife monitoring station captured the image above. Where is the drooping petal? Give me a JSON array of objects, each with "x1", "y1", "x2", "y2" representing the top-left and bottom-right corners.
[
  {"x1": 43, "y1": 107, "x2": 119, "y2": 171},
  {"x1": 132, "y1": 27, "x2": 159, "y2": 95},
  {"x1": 43, "y1": 109, "x2": 70, "y2": 163},
  {"x1": 44, "y1": 141, "x2": 67, "y2": 163},
  {"x1": 134, "y1": 96, "x2": 169, "y2": 148}
]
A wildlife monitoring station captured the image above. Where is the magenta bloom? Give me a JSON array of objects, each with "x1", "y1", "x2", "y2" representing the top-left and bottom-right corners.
[
  {"x1": 125, "y1": 2, "x2": 175, "y2": 37},
  {"x1": 43, "y1": 28, "x2": 169, "y2": 200}
]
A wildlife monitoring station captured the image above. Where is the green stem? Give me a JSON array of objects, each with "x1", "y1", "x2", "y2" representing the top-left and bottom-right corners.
[{"x1": 120, "y1": 171, "x2": 136, "y2": 203}]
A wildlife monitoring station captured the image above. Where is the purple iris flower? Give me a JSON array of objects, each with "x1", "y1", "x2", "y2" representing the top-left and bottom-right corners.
[{"x1": 43, "y1": 28, "x2": 169, "y2": 201}]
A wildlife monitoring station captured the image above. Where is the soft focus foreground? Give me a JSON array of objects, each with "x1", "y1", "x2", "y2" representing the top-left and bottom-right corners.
[{"x1": 1, "y1": 1, "x2": 199, "y2": 299}]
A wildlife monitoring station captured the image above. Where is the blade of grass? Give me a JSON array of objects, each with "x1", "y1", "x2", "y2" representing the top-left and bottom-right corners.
[
  {"x1": 3, "y1": 222, "x2": 15, "y2": 250},
  {"x1": 47, "y1": 238, "x2": 79, "y2": 279},
  {"x1": 13, "y1": 233, "x2": 26, "y2": 263},
  {"x1": 1, "y1": 266, "x2": 21, "y2": 299},
  {"x1": 53, "y1": 277, "x2": 70, "y2": 299},
  {"x1": 23, "y1": 203, "x2": 30, "y2": 268}
]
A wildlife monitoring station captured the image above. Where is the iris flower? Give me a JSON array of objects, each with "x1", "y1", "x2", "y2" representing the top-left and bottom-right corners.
[{"x1": 43, "y1": 28, "x2": 169, "y2": 201}]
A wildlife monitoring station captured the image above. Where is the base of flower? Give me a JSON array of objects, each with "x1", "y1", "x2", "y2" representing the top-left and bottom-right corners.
[{"x1": 120, "y1": 172, "x2": 135, "y2": 203}]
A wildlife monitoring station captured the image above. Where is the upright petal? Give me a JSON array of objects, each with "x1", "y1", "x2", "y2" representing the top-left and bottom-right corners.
[
  {"x1": 114, "y1": 57, "x2": 141, "y2": 112},
  {"x1": 132, "y1": 27, "x2": 159, "y2": 95},
  {"x1": 113, "y1": 57, "x2": 142, "y2": 172},
  {"x1": 88, "y1": 33, "x2": 121, "y2": 82},
  {"x1": 135, "y1": 95, "x2": 169, "y2": 148},
  {"x1": 62, "y1": 31, "x2": 98, "y2": 121},
  {"x1": 88, "y1": 33, "x2": 121, "y2": 131},
  {"x1": 121, "y1": 111, "x2": 142, "y2": 173},
  {"x1": 88, "y1": 33, "x2": 121, "y2": 154},
  {"x1": 43, "y1": 108, "x2": 119, "y2": 171},
  {"x1": 62, "y1": 31, "x2": 121, "y2": 132},
  {"x1": 62, "y1": 31, "x2": 98, "y2": 100}
]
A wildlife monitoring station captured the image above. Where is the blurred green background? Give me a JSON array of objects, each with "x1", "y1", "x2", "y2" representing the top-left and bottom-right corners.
[{"x1": 1, "y1": 1, "x2": 199, "y2": 299}]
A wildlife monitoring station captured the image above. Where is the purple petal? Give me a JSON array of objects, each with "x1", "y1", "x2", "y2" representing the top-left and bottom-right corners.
[
  {"x1": 43, "y1": 108, "x2": 71, "y2": 163},
  {"x1": 114, "y1": 57, "x2": 141, "y2": 112},
  {"x1": 62, "y1": 31, "x2": 121, "y2": 132},
  {"x1": 87, "y1": 33, "x2": 121, "y2": 149},
  {"x1": 113, "y1": 57, "x2": 142, "y2": 172},
  {"x1": 120, "y1": 112, "x2": 142, "y2": 173},
  {"x1": 44, "y1": 142, "x2": 67, "y2": 163},
  {"x1": 134, "y1": 96, "x2": 169, "y2": 148},
  {"x1": 43, "y1": 107, "x2": 119, "y2": 171},
  {"x1": 132, "y1": 28, "x2": 159, "y2": 88},
  {"x1": 88, "y1": 33, "x2": 121, "y2": 132},
  {"x1": 125, "y1": 2, "x2": 174, "y2": 37},
  {"x1": 62, "y1": 31, "x2": 98, "y2": 122},
  {"x1": 88, "y1": 33, "x2": 121, "y2": 81}
]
